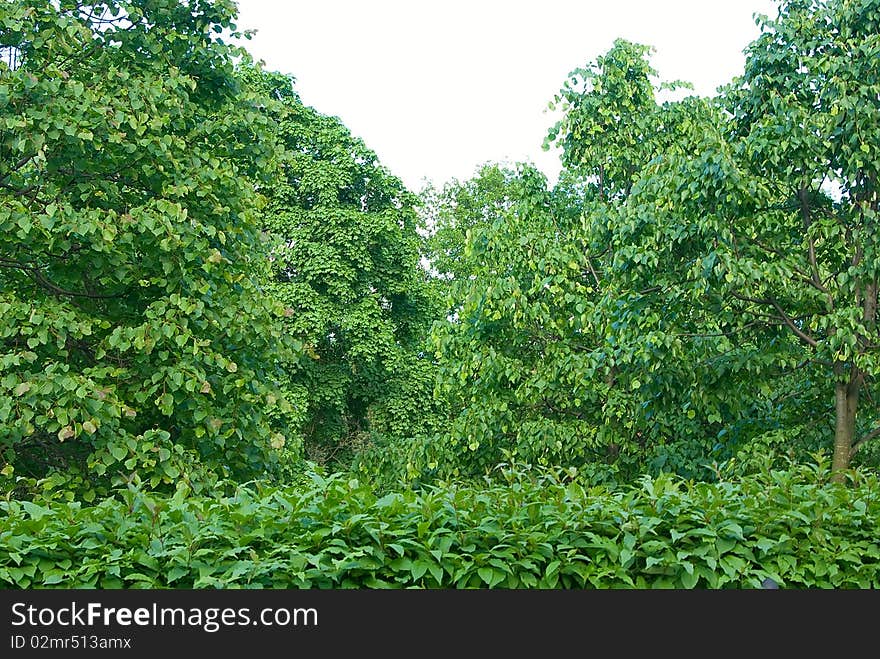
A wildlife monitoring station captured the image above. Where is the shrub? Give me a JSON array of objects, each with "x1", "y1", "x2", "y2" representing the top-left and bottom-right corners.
[{"x1": 1, "y1": 461, "x2": 877, "y2": 588}]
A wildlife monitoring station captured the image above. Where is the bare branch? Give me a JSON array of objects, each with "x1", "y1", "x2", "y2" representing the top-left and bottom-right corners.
[{"x1": 586, "y1": 258, "x2": 601, "y2": 289}]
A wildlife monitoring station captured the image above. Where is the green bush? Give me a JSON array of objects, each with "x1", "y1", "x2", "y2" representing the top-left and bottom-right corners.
[{"x1": 1, "y1": 462, "x2": 878, "y2": 589}]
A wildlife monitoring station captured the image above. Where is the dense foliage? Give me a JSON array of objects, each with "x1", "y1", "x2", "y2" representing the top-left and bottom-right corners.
[
  {"x1": 1, "y1": 0, "x2": 878, "y2": 590},
  {"x1": 592, "y1": 0, "x2": 880, "y2": 481},
  {"x1": 415, "y1": 2, "x2": 880, "y2": 482},
  {"x1": 1, "y1": 460, "x2": 877, "y2": 589},
  {"x1": 424, "y1": 164, "x2": 638, "y2": 476},
  {"x1": 0, "y1": 0, "x2": 294, "y2": 497},
  {"x1": 249, "y1": 69, "x2": 439, "y2": 465}
]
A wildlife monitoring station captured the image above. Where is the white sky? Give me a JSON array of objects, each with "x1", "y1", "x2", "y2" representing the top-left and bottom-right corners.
[{"x1": 234, "y1": 0, "x2": 779, "y2": 192}]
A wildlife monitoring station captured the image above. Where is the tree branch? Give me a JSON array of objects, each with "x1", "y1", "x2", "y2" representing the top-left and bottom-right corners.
[
  {"x1": 0, "y1": 153, "x2": 36, "y2": 183},
  {"x1": 850, "y1": 426, "x2": 880, "y2": 459},
  {"x1": 586, "y1": 258, "x2": 601, "y2": 289},
  {"x1": 798, "y1": 186, "x2": 823, "y2": 291},
  {"x1": 768, "y1": 298, "x2": 818, "y2": 348},
  {"x1": 729, "y1": 291, "x2": 819, "y2": 348},
  {"x1": 0, "y1": 257, "x2": 128, "y2": 299},
  {"x1": 0, "y1": 179, "x2": 41, "y2": 198},
  {"x1": 27, "y1": 268, "x2": 128, "y2": 299}
]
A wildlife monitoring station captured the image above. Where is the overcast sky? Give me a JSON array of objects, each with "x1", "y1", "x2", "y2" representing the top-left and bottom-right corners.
[{"x1": 234, "y1": 0, "x2": 779, "y2": 191}]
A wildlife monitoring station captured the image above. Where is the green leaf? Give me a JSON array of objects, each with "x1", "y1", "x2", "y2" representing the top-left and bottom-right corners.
[
  {"x1": 42, "y1": 572, "x2": 65, "y2": 585},
  {"x1": 680, "y1": 568, "x2": 699, "y2": 589},
  {"x1": 166, "y1": 567, "x2": 189, "y2": 584},
  {"x1": 411, "y1": 561, "x2": 429, "y2": 580}
]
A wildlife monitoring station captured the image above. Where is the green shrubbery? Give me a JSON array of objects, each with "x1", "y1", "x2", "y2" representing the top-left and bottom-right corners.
[{"x1": 2, "y1": 460, "x2": 877, "y2": 589}]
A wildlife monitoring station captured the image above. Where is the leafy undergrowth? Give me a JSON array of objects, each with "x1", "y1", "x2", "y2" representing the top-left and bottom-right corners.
[{"x1": 1, "y1": 463, "x2": 878, "y2": 589}]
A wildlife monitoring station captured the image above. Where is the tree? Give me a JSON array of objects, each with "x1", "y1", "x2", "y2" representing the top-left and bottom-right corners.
[
  {"x1": 423, "y1": 42, "x2": 764, "y2": 481},
  {"x1": 248, "y1": 68, "x2": 438, "y2": 465},
  {"x1": 0, "y1": 0, "x2": 291, "y2": 494},
  {"x1": 554, "y1": 1, "x2": 880, "y2": 482},
  {"x1": 543, "y1": 41, "x2": 774, "y2": 477},
  {"x1": 426, "y1": 163, "x2": 647, "y2": 477},
  {"x1": 723, "y1": 0, "x2": 880, "y2": 479}
]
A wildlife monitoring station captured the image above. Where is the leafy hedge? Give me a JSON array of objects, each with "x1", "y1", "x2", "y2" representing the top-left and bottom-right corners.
[{"x1": 1, "y1": 464, "x2": 878, "y2": 588}]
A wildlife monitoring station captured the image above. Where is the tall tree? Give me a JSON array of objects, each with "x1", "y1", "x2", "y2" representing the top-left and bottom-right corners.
[
  {"x1": 426, "y1": 165, "x2": 591, "y2": 475},
  {"x1": 421, "y1": 43, "x2": 750, "y2": 479},
  {"x1": 249, "y1": 69, "x2": 437, "y2": 465},
  {"x1": 0, "y1": 0, "x2": 291, "y2": 494},
  {"x1": 554, "y1": 2, "x2": 880, "y2": 481},
  {"x1": 546, "y1": 40, "x2": 773, "y2": 476},
  {"x1": 724, "y1": 0, "x2": 880, "y2": 478},
  {"x1": 536, "y1": 35, "x2": 833, "y2": 479},
  {"x1": 424, "y1": 163, "x2": 688, "y2": 477}
]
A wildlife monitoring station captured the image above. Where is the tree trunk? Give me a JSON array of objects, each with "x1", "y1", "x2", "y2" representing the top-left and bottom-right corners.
[
  {"x1": 831, "y1": 368, "x2": 859, "y2": 483},
  {"x1": 831, "y1": 275, "x2": 878, "y2": 482}
]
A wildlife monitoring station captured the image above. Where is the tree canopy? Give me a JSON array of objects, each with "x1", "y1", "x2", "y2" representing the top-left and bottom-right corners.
[
  {"x1": 245, "y1": 68, "x2": 439, "y2": 466},
  {"x1": 2, "y1": 0, "x2": 878, "y2": 562},
  {"x1": 0, "y1": 0, "x2": 292, "y2": 495}
]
